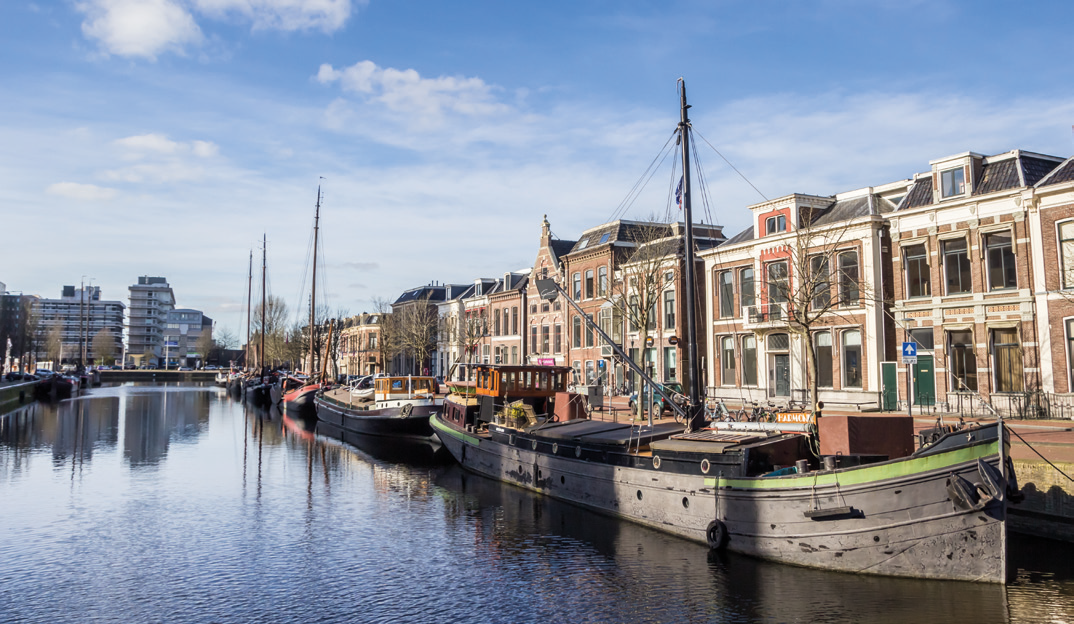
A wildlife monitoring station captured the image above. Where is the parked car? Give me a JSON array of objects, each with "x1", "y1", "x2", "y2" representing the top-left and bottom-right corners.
[
  {"x1": 204, "y1": 365, "x2": 218, "y2": 370},
  {"x1": 178, "y1": 366, "x2": 193, "y2": 371},
  {"x1": 628, "y1": 382, "x2": 686, "y2": 417}
]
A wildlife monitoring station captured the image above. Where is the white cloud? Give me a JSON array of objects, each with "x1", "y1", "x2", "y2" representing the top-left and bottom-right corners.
[
  {"x1": 46, "y1": 181, "x2": 119, "y2": 201},
  {"x1": 317, "y1": 61, "x2": 509, "y2": 121},
  {"x1": 78, "y1": 0, "x2": 203, "y2": 60},
  {"x1": 191, "y1": 0, "x2": 354, "y2": 32},
  {"x1": 106, "y1": 133, "x2": 220, "y2": 182}
]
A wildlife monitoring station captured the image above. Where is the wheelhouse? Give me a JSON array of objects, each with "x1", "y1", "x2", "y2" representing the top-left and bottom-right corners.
[
  {"x1": 473, "y1": 365, "x2": 571, "y2": 399},
  {"x1": 374, "y1": 376, "x2": 437, "y2": 402}
]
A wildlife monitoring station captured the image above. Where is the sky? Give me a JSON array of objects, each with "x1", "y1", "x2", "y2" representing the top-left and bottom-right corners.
[{"x1": 3, "y1": 0, "x2": 1074, "y2": 343}]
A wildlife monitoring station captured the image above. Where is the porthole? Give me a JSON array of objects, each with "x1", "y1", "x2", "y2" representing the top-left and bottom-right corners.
[
  {"x1": 682, "y1": 497, "x2": 690, "y2": 509},
  {"x1": 636, "y1": 490, "x2": 643, "y2": 500},
  {"x1": 552, "y1": 443, "x2": 559, "y2": 454},
  {"x1": 652, "y1": 456, "x2": 662, "y2": 470},
  {"x1": 700, "y1": 459, "x2": 711, "y2": 474}
]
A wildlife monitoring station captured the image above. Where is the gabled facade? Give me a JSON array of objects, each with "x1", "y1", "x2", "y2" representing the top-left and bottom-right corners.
[
  {"x1": 338, "y1": 312, "x2": 386, "y2": 377},
  {"x1": 435, "y1": 283, "x2": 475, "y2": 381},
  {"x1": 524, "y1": 216, "x2": 576, "y2": 368},
  {"x1": 488, "y1": 270, "x2": 529, "y2": 368}
]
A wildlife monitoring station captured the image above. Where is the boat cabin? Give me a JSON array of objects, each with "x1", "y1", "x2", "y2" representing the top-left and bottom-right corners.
[
  {"x1": 375, "y1": 376, "x2": 437, "y2": 402},
  {"x1": 474, "y1": 365, "x2": 571, "y2": 399}
]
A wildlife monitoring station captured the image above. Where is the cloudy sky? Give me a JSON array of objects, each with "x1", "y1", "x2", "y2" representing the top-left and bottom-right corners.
[{"x1": 3, "y1": 1, "x2": 1074, "y2": 341}]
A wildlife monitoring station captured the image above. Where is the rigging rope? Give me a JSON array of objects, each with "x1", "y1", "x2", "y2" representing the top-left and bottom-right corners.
[
  {"x1": 694, "y1": 129, "x2": 769, "y2": 202},
  {"x1": 1008, "y1": 426, "x2": 1074, "y2": 484}
]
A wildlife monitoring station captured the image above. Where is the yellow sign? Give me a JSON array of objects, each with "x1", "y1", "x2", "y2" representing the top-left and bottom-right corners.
[{"x1": 775, "y1": 411, "x2": 815, "y2": 425}]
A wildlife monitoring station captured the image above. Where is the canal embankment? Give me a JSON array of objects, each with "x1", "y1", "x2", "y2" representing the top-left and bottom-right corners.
[{"x1": 0, "y1": 380, "x2": 35, "y2": 415}]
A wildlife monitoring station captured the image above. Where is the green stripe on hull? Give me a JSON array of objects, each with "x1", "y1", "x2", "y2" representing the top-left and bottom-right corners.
[
  {"x1": 703, "y1": 440, "x2": 999, "y2": 489},
  {"x1": 431, "y1": 415, "x2": 481, "y2": 445}
]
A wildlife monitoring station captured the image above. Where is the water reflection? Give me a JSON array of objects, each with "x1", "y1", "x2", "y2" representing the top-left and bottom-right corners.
[{"x1": 2, "y1": 384, "x2": 1074, "y2": 624}]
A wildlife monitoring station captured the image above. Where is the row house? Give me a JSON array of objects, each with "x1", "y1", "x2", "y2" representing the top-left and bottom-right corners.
[
  {"x1": 337, "y1": 312, "x2": 386, "y2": 377},
  {"x1": 524, "y1": 215, "x2": 576, "y2": 369},
  {"x1": 1036, "y1": 156, "x2": 1074, "y2": 395},
  {"x1": 703, "y1": 189, "x2": 892, "y2": 408},
  {"x1": 487, "y1": 271, "x2": 529, "y2": 367},
  {"x1": 390, "y1": 283, "x2": 452, "y2": 375},
  {"x1": 435, "y1": 283, "x2": 476, "y2": 380},
  {"x1": 890, "y1": 150, "x2": 1066, "y2": 411}
]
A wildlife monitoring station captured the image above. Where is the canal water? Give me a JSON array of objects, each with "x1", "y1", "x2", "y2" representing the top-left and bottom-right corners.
[{"x1": 3, "y1": 384, "x2": 1074, "y2": 623}]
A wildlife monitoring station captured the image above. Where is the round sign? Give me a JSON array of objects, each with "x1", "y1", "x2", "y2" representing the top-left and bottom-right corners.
[
  {"x1": 645, "y1": 336, "x2": 654, "y2": 347},
  {"x1": 668, "y1": 336, "x2": 679, "y2": 346}
]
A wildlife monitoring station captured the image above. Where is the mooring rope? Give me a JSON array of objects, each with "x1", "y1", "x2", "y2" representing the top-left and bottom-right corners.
[{"x1": 1008, "y1": 426, "x2": 1074, "y2": 483}]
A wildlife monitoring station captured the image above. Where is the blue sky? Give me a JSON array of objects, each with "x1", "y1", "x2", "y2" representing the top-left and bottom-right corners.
[{"x1": 3, "y1": 0, "x2": 1074, "y2": 341}]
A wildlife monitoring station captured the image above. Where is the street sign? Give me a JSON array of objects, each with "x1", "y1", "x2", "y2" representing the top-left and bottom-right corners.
[
  {"x1": 645, "y1": 336, "x2": 654, "y2": 347},
  {"x1": 901, "y1": 342, "x2": 917, "y2": 358},
  {"x1": 668, "y1": 336, "x2": 679, "y2": 346},
  {"x1": 902, "y1": 356, "x2": 917, "y2": 365}
]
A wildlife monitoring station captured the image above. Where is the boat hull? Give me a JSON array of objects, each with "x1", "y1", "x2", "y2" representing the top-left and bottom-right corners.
[
  {"x1": 431, "y1": 414, "x2": 1010, "y2": 583},
  {"x1": 283, "y1": 385, "x2": 319, "y2": 417},
  {"x1": 316, "y1": 396, "x2": 437, "y2": 439}
]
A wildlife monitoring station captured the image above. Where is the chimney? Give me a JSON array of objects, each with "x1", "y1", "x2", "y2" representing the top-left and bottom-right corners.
[{"x1": 541, "y1": 214, "x2": 551, "y2": 247}]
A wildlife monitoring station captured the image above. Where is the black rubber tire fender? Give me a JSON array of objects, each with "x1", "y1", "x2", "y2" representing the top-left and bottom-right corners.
[{"x1": 706, "y1": 519, "x2": 729, "y2": 550}]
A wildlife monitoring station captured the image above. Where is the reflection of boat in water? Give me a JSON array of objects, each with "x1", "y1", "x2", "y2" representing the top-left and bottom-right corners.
[
  {"x1": 315, "y1": 376, "x2": 440, "y2": 439},
  {"x1": 316, "y1": 421, "x2": 449, "y2": 466},
  {"x1": 432, "y1": 81, "x2": 1020, "y2": 584}
]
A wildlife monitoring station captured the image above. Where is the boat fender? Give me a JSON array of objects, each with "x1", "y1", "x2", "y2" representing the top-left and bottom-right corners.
[
  {"x1": 946, "y1": 473, "x2": 981, "y2": 511},
  {"x1": 400, "y1": 403, "x2": 413, "y2": 418},
  {"x1": 706, "y1": 519, "x2": 728, "y2": 550}
]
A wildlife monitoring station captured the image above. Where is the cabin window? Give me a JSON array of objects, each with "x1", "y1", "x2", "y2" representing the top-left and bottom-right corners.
[
  {"x1": 392, "y1": 379, "x2": 403, "y2": 390},
  {"x1": 540, "y1": 371, "x2": 549, "y2": 391},
  {"x1": 501, "y1": 372, "x2": 508, "y2": 393}
]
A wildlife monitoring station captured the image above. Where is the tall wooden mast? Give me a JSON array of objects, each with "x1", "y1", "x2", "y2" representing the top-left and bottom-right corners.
[
  {"x1": 678, "y1": 78, "x2": 703, "y2": 426},
  {"x1": 245, "y1": 251, "x2": 252, "y2": 370},
  {"x1": 260, "y1": 234, "x2": 266, "y2": 372},
  {"x1": 308, "y1": 184, "x2": 321, "y2": 379}
]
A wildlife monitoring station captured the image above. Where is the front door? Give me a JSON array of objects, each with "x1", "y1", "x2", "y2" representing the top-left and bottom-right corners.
[
  {"x1": 881, "y1": 362, "x2": 898, "y2": 411},
  {"x1": 913, "y1": 354, "x2": 935, "y2": 407},
  {"x1": 771, "y1": 354, "x2": 790, "y2": 397}
]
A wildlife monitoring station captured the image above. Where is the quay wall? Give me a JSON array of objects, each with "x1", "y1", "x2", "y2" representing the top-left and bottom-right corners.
[
  {"x1": 100, "y1": 370, "x2": 217, "y2": 383},
  {"x1": 0, "y1": 381, "x2": 35, "y2": 416},
  {"x1": 1011, "y1": 459, "x2": 1074, "y2": 542}
]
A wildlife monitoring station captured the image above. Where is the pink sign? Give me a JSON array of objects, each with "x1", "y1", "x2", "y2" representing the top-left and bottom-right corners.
[{"x1": 538, "y1": 358, "x2": 556, "y2": 366}]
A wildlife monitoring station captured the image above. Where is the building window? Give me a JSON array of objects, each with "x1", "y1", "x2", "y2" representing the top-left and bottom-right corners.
[
  {"x1": 541, "y1": 325, "x2": 550, "y2": 354},
  {"x1": 511, "y1": 345, "x2": 518, "y2": 365},
  {"x1": 665, "y1": 346, "x2": 678, "y2": 382},
  {"x1": 992, "y1": 328, "x2": 1023, "y2": 393},
  {"x1": 815, "y1": 331, "x2": 833, "y2": 388},
  {"x1": 530, "y1": 326, "x2": 538, "y2": 354},
  {"x1": 586, "y1": 314, "x2": 595, "y2": 347},
  {"x1": 842, "y1": 329, "x2": 862, "y2": 388},
  {"x1": 809, "y1": 255, "x2": 830, "y2": 310},
  {"x1": 554, "y1": 300, "x2": 561, "y2": 311},
  {"x1": 985, "y1": 232, "x2": 1017, "y2": 291},
  {"x1": 909, "y1": 328, "x2": 934, "y2": 350},
  {"x1": 741, "y1": 335, "x2": 757, "y2": 386},
  {"x1": 628, "y1": 296, "x2": 639, "y2": 332},
  {"x1": 664, "y1": 289, "x2": 677, "y2": 329},
  {"x1": 585, "y1": 270, "x2": 594, "y2": 299},
  {"x1": 1061, "y1": 222, "x2": 1074, "y2": 289},
  {"x1": 943, "y1": 238, "x2": 972, "y2": 294},
  {"x1": 720, "y1": 336, "x2": 735, "y2": 385},
  {"x1": 948, "y1": 330, "x2": 976, "y2": 393},
  {"x1": 494, "y1": 312, "x2": 501, "y2": 336},
  {"x1": 572, "y1": 361, "x2": 582, "y2": 384},
  {"x1": 740, "y1": 267, "x2": 755, "y2": 310},
  {"x1": 554, "y1": 324, "x2": 562, "y2": 354},
  {"x1": 941, "y1": 167, "x2": 965, "y2": 198},
  {"x1": 598, "y1": 266, "x2": 608, "y2": 297},
  {"x1": 766, "y1": 261, "x2": 788, "y2": 318},
  {"x1": 718, "y1": 271, "x2": 733, "y2": 318},
  {"x1": 905, "y1": 244, "x2": 930, "y2": 298},
  {"x1": 765, "y1": 215, "x2": 786, "y2": 235},
  {"x1": 573, "y1": 316, "x2": 582, "y2": 348},
  {"x1": 838, "y1": 251, "x2": 859, "y2": 306},
  {"x1": 541, "y1": 301, "x2": 549, "y2": 313},
  {"x1": 572, "y1": 273, "x2": 581, "y2": 300},
  {"x1": 512, "y1": 307, "x2": 518, "y2": 335},
  {"x1": 585, "y1": 360, "x2": 595, "y2": 384}
]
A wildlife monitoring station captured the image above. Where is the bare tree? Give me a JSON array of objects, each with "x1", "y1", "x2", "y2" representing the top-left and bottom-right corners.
[
  {"x1": 611, "y1": 220, "x2": 678, "y2": 396},
  {"x1": 372, "y1": 297, "x2": 400, "y2": 374},
  {"x1": 92, "y1": 328, "x2": 118, "y2": 365},
  {"x1": 216, "y1": 326, "x2": 239, "y2": 350},
  {"x1": 45, "y1": 324, "x2": 63, "y2": 367},
  {"x1": 397, "y1": 294, "x2": 439, "y2": 375},
  {"x1": 194, "y1": 331, "x2": 215, "y2": 367},
  {"x1": 765, "y1": 209, "x2": 875, "y2": 414},
  {"x1": 441, "y1": 306, "x2": 487, "y2": 380},
  {"x1": 252, "y1": 294, "x2": 289, "y2": 367}
]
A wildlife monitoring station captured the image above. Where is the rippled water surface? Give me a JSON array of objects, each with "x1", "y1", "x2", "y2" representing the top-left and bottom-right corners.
[{"x1": 3, "y1": 383, "x2": 1074, "y2": 623}]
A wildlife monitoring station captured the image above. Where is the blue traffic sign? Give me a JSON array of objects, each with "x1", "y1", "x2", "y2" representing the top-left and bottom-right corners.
[{"x1": 902, "y1": 342, "x2": 917, "y2": 357}]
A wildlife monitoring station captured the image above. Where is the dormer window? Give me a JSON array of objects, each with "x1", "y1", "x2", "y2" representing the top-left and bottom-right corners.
[
  {"x1": 599, "y1": 233, "x2": 610, "y2": 244},
  {"x1": 577, "y1": 238, "x2": 589, "y2": 250},
  {"x1": 941, "y1": 167, "x2": 965, "y2": 198},
  {"x1": 765, "y1": 215, "x2": 786, "y2": 235}
]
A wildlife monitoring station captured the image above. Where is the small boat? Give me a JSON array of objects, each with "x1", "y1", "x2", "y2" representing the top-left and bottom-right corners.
[
  {"x1": 214, "y1": 372, "x2": 229, "y2": 387},
  {"x1": 315, "y1": 375, "x2": 441, "y2": 439},
  {"x1": 282, "y1": 375, "x2": 322, "y2": 417}
]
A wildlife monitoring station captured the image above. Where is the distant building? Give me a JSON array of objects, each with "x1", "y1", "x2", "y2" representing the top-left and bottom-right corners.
[
  {"x1": 1, "y1": 288, "x2": 40, "y2": 373},
  {"x1": 33, "y1": 285, "x2": 126, "y2": 365},
  {"x1": 163, "y1": 308, "x2": 212, "y2": 368},
  {"x1": 128, "y1": 276, "x2": 175, "y2": 367}
]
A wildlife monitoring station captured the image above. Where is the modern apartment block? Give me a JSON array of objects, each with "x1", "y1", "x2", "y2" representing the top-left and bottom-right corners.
[
  {"x1": 163, "y1": 308, "x2": 212, "y2": 368},
  {"x1": 128, "y1": 276, "x2": 175, "y2": 367},
  {"x1": 33, "y1": 285, "x2": 126, "y2": 365}
]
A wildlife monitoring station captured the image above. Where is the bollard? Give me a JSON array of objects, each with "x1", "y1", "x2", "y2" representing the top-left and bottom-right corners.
[
  {"x1": 795, "y1": 459, "x2": 809, "y2": 474},
  {"x1": 823, "y1": 456, "x2": 837, "y2": 471}
]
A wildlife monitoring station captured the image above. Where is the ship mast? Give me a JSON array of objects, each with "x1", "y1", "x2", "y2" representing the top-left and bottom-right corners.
[
  {"x1": 245, "y1": 250, "x2": 252, "y2": 371},
  {"x1": 260, "y1": 234, "x2": 267, "y2": 372},
  {"x1": 678, "y1": 78, "x2": 703, "y2": 428},
  {"x1": 308, "y1": 184, "x2": 321, "y2": 381}
]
